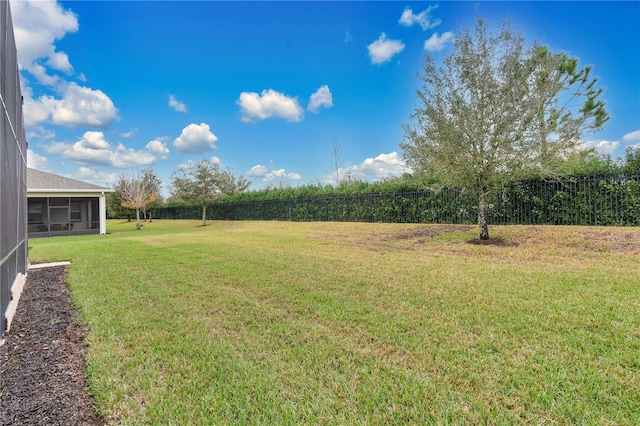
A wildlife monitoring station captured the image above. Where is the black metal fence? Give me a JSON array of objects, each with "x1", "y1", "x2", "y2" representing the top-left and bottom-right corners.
[{"x1": 154, "y1": 172, "x2": 640, "y2": 226}]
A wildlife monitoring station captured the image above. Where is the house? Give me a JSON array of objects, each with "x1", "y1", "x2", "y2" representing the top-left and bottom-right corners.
[
  {"x1": 1, "y1": 0, "x2": 28, "y2": 339},
  {"x1": 27, "y1": 168, "x2": 114, "y2": 238}
]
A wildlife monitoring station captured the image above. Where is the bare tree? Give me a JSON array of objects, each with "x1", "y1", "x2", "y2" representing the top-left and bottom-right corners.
[
  {"x1": 116, "y1": 170, "x2": 160, "y2": 230},
  {"x1": 401, "y1": 17, "x2": 607, "y2": 240},
  {"x1": 137, "y1": 169, "x2": 162, "y2": 222},
  {"x1": 326, "y1": 138, "x2": 347, "y2": 186}
]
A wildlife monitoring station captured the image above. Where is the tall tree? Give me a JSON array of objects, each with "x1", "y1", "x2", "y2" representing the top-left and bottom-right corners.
[
  {"x1": 525, "y1": 45, "x2": 609, "y2": 168},
  {"x1": 401, "y1": 17, "x2": 608, "y2": 240},
  {"x1": 116, "y1": 170, "x2": 160, "y2": 230},
  {"x1": 170, "y1": 159, "x2": 250, "y2": 226},
  {"x1": 326, "y1": 138, "x2": 348, "y2": 186}
]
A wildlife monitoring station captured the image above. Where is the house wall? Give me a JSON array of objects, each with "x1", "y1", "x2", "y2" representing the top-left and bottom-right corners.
[{"x1": 0, "y1": 0, "x2": 28, "y2": 340}]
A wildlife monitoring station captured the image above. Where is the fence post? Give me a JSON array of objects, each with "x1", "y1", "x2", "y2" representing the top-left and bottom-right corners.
[{"x1": 592, "y1": 173, "x2": 598, "y2": 225}]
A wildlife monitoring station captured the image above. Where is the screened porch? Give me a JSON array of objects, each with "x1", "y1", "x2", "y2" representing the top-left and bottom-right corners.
[{"x1": 28, "y1": 196, "x2": 101, "y2": 238}]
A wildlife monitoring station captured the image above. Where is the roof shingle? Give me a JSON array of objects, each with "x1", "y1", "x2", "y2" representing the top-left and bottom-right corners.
[{"x1": 27, "y1": 168, "x2": 111, "y2": 191}]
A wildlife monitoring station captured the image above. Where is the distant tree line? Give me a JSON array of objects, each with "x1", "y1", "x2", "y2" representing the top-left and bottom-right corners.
[
  {"x1": 154, "y1": 169, "x2": 640, "y2": 227},
  {"x1": 207, "y1": 148, "x2": 640, "y2": 205},
  {"x1": 108, "y1": 147, "x2": 639, "y2": 225},
  {"x1": 107, "y1": 160, "x2": 249, "y2": 228}
]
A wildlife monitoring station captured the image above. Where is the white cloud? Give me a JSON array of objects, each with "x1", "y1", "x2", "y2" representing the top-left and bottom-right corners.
[
  {"x1": 263, "y1": 168, "x2": 301, "y2": 183},
  {"x1": 121, "y1": 129, "x2": 137, "y2": 138},
  {"x1": 23, "y1": 82, "x2": 119, "y2": 129},
  {"x1": 237, "y1": 89, "x2": 304, "y2": 123},
  {"x1": 247, "y1": 164, "x2": 300, "y2": 182},
  {"x1": 176, "y1": 160, "x2": 194, "y2": 170},
  {"x1": 72, "y1": 167, "x2": 118, "y2": 187},
  {"x1": 26, "y1": 63, "x2": 60, "y2": 86},
  {"x1": 26, "y1": 126, "x2": 56, "y2": 141},
  {"x1": 46, "y1": 51, "x2": 73, "y2": 72},
  {"x1": 177, "y1": 158, "x2": 222, "y2": 172},
  {"x1": 399, "y1": 6, "x2": 441, "y2": 30},
  {"x1": 168, "y1": 95, "x2": 188, "y2": 113},
  {"x1": 581, "y1": 140, "x2": 620, "y2": 156},
  {"x1": 367, "y1": 33, "x2": 405, "y2": 65},
  {"x1": 145, "y1": 139, "x2": 170, "y2": 160},
  {"x1": 27, "y1": 149, "x2": 50, "y2": 170},
  {"x1": 308, "y1": 85, "x2": 333, "y2": 113},
  {"x1": 22, "y1": 87, "x2": 51, "y2": 128},
  {"x1": 270, "y1": 168, "x2": 287, "y2": 178},
  {"x1": 247, "y1": 165, "x2": 268, "y2": 177},
  {"x1": 424, "y1": 32, "x2": 454, "y2": 52},
  {"x1": 622, "y1": 130, "x2": 640, "y2": 143},
  {"x1": 12, "y1": 1, "x2": 119, "y2": 131},
  {"x1": 325, "y1": 151, "x2": 411, "y2": 183},
  {"x1": 11, "y1": 0, "x2": 79, "y2": 85},
  {"x1": 45, "y1": 131, "x2": 169, "y2": 168},
  {"x1": 173, "y1": 123, "x2": 218, "y2": 154}
]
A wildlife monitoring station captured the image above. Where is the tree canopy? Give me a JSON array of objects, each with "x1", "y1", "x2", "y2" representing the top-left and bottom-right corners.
[
  {"x1": 170, "y1": 159, "x2": 250, "y2": 226},
  {"x1": 401, "y1": 16, "x2": 608, "y2": 239}
]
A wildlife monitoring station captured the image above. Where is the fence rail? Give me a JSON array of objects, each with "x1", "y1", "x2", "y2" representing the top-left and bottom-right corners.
[{"x1": 154, "y1": 172, "x2": 640, "y2": 226}]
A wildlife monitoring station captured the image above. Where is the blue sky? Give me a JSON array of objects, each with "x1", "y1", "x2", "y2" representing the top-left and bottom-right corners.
[{"x1": 14, "y1": 0, "x2": 640, "y2": 195}]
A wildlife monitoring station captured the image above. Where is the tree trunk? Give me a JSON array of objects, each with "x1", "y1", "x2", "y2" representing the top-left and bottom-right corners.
[
  {"x1": 135, "y1": 209, "x2": 142, "y2": 230},
  {"x1": 478, "y1": 187, "x2": 490, "y2": 240},
  {"x1": 201, "y1": 205, "x2": 207, "y2": 226}
]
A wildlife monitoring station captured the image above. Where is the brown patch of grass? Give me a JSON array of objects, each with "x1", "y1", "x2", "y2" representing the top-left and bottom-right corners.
[
  {"x1": 309, "y1": 222, "x2": 640, "y2": 264},
  {"x1": 466, "y1": 237, "x2": 518, "y2": 247},
  {"x1": 382, "y1": 225, "x2": 474, "y2": 241},
  {"x1": 580, "y1": 230, "x2": 640, "y2": 253},
  {"x1": 312, "y1": 223, "x2": 476, "y2": 254}
]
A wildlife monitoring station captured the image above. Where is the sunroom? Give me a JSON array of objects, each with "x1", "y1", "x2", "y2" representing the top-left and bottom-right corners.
[{"x1": 27, "y1": 168, "x2": 113, "y2": 238}]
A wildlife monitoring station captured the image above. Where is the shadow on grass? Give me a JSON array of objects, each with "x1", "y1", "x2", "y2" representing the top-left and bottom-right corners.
[{"x1": 466, "y1": 237, "x2": 519, "y2": 247}]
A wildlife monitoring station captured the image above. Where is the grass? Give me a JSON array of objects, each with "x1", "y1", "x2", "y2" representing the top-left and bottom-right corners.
[{"x1": 29, "y1": 219, "x2": 640, "y2": 424}]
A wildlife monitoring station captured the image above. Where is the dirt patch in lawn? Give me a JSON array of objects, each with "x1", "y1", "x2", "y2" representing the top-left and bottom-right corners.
[
  {"x1": 580, "y1": 230, "x2": 640, "y2": 254},
  {"x1": 314, "y1": 223, "x2": 640, "y2": 257},
  {"x1": 381, "y1": 224, "x2": 474, "y2": 241},
  {"x1": 0, "y1": 265, "x2": 103, "y2": 425},
  {"x1": 466, "y1": 237, "x2": 519, "y2": 247}
]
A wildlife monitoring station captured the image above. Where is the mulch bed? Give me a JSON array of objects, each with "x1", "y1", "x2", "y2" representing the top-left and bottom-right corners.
[{"x1": 0, "y1": 266, "x2": 104, "y2": 425}]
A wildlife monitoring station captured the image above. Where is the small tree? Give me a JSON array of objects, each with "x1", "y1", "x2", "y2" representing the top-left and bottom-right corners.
[
  {"x1": 137, "y1": 169, "x2": 162, "y2": 222},
  {"x1": 326, "y1": 138, "x2": 347, "y2": 186},
  {"x1": 116, "y1": 170, "x2": 160, "y2": 230},
  {"x1": 401, "y1": 17, "x2": 607, "y2": 239},
  {"x1": 170, "y1": 159, "x2": 250, "y2": 226}
]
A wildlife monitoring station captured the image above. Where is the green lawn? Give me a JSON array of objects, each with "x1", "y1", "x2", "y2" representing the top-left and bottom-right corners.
[{"x1": 29, "y1": 220, "x2": 640, "y2": 424}]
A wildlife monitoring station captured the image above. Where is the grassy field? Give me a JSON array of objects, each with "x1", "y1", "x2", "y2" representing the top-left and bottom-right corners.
[{"x1": 28, "y1": 220, "x2": 640, "y2": 424}]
